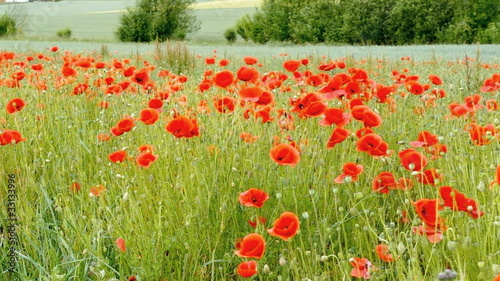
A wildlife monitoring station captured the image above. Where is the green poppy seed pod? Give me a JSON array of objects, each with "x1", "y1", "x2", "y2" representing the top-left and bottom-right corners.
[
  {"x1": 343, "y1": 175, "x2": 353, "y2": 183},
  {"x1": 354, "y1": 192, "x2": 363, "y2": 199},
  {"x1": 302, "y1": 212, "x2": 309, "y2": 220},
  {"x1": 397, "y1": 242, "x2": 406, "y2": 255},
  {"x1": 492, "y1": 264, "x2": 500, "y2": 275},
  {"x1": 332, "y1": 187, "x2": 339, "y2": 194},
  {"x1": 447, "y1": 241, "x2": 458, "y2": 251}
]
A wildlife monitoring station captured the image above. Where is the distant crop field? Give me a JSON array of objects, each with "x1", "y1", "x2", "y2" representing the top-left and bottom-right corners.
[{"x1": 0, "y1": 0, "x2": 259, "y2": 41}]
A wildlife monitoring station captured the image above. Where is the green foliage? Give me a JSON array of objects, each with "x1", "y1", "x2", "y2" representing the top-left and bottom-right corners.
[
  {"x1": 236, "y1": 0, "x2": 499, "y2": 45},
  {"x1": 0, "y1": 13, "x2": 17, "y2": 37},
  {"x1": 153, "y1": 40, "x2": 196, "y2": 74},
  {"x1": 117, "y1": 0, "x2": 199, "y2": 42},
  {"x1": 56, "y1": 28, "x2": 72, "y2": 39},
  {"x1": 223, "y1": 27, "x2": 237, "y2": 44}
]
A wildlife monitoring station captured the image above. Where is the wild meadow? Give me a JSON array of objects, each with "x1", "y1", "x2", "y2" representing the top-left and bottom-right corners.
[{"x1": 0, "y1": 44, "x2": 499, "y2": 281}]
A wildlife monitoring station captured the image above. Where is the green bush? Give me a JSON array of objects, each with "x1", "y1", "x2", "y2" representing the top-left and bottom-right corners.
[
  {"x1": 56, "y1": 28, "x2": 72, "y2": 39},
  {"x1": 117, "y1": 0, "x2": 199, "y2": 43},
  {"x1": 223, "y1": 27, "x2": 237, "y2": 44},
  {"x1": 0, "y1": 14, "x2": 17, "y2": 37}
]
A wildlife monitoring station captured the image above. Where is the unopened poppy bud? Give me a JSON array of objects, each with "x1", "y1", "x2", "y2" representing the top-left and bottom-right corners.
[
  {"x1": 332, "y1": 188, "x2": 339, "y2": 194},
  {"x1": 447, "y1": 241, "x2": 458, "y2": 251},
  {"x1": 478, "y1": 261, "x2": 485, "y2": 269},
  {"x1": 476, "y1": 181, "x2": 485, "y2": 191},
  {"x1": 279, "y1": 256, "x2": 287, "y2": 266},
  {"x1": 302, "y1": 212, "x2": 309, "y2": 220},
  {"x1": 397, "y1": 242, "x2": 406, "y2": 255},
  {"x1": 320, "y1": 255, "x2": 329, "y2": 262},
  {"x1": 263, "y1": 264, "x2": 271, "y2": 274},
  {"x1": 411, "y1": 171, "x2": 421, "y2": 176},
  {"x1": 122, "y1": 192, "x2": 129, "y2": 202},
  {"x1": 276, "y1": 192, "x2": 282, "y2": 200},
  {"x1": 354, "y1": 192, "x2": 363, "y2": 199},
  {"x1": 492, "y1": 264, "x2": 500, "y2": 274}
]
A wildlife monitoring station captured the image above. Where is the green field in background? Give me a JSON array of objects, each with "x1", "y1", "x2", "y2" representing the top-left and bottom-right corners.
[{"x1": 0, "y1": 0, "x2": 258, "y2": 41}]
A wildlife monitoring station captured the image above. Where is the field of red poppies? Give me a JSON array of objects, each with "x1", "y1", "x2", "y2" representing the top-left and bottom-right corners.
[{"x1": 0, "y1": 46, "x2": 499, "y2": 280}]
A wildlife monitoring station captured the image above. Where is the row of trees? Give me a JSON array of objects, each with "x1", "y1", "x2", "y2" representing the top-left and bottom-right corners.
[
  {"x1": 233, "y1": 0, "x2": 499, "y2": 44},
  {"x1": 115, "y1": 0, "x2": 498, "y2": 45}
]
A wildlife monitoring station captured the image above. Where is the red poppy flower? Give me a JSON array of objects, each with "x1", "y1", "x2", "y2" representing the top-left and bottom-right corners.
[
  {"x1": 237, "y1": 260, "x2": 258, "y2": 278},
  {"x1": 89, "y1": 184, "x2": 106, "y2": 197},
  {"x1": 131, "y1": 69, "x2": 150, "y2": 86},
  {"x1": 239, "y1": 87, "x2": 264, "y2": 102},
  {"x1": 439, "y1": 186, "x2": 484, "y2": 219},
  {"x1": 255, "y1": 91, "x2": 274, "y2": 106},
  {"x1": 0, "y1": 129, "x2": 26, "y2": 145},
  {"x1": 243, "y1": 56, "x2": 258, "y2": 65},
  {"x1": 319, "y1": 107, "x2": 351, "y2": 127},
  {"x1": 375, "y1": 244, "x2": 394, "y2": 262},
  {"x1": 350, "y1": 257, "x2": 375, "y2": 279},
  {"x1": 356, "y1": 133, "x2": 389, "y2": 157},
  {"x1": 467, "y1": 123, "x2": 497, "y2": 146},
  {"x1": 398, "y1": 148, "x2": 428, "y2": 171},
  {"x1": 113, "y1": 116, "x2": 135, "y2": 136},
  {"x1": 108, "y1": 150, "x2": 127, "y2": 163},
  {"x1": 237, "y1": 66, "x2": 259, "y2": 82},
  {"x1": 62, "y1": 66, "x2": 77, "y2": 77},
  {"x1": 267, "y1": 211, "x2": 300, "y2": 241},
  {"x1": 412, "y1": 225, "x2": 443, "y2": 244},
  {"x1": 213, "y1": 70, "x2": 234, "y2": 88},
  {"x1": 148, "y1": 98, "x2": 163, "y2": 109},
  {"x1": 269, "y1": 143, "x2": 300, "y2": 167},
  {"x1": 335, "y1": 162, "x2": 364, "y2": 183},
  {"x1": 326, "y1": 127, "x2": 351, "y2": 149},
  {"x1": 416, "y1": 168, "x2": 443, "y2": 185},
  {"x1": 139, "y1": 108, "x2": 159, "y2": 125},
  {"x1": 240, "y1": 132, "x2": 260, "y2": 143},
  {"x1": 239, "y1": 188, "x2": 269, "y2": 208},
  {"x1": 412, "y1": 198, "x2": 444, "y2": 228},
  {"x1": 410, "y1": 131, "x2": 439, "y2": 147},
  {"x1": 448, "y1": 102, "x2": 468, "y2": 117},
  {"x1": 372, "y1": 171, "x2": 398, "y2": 194},
  {"x1": 213, "y1": 96, "x2": 236, "y2": 113},
  {"x1": 6, "y1": 98, "x2": 26, "y2": 114},
  {"x1": 51, "y1": 46, "x2": 59, "y2": 52},
  {"x1": 283, "y1": 60, "x2": 302, "y2": 72},
  {"x1": 136, "y1": 152, "x2": 158, "y2": 168},
  {"x1": 165, "y1": 115, "x2": 199, "y2": 138},
  {"x1": 115, "y1": 238, "x2": 126, "y2": 252},
  {"x1": 234, "y1": 233, "x2": 266, "y2": 259},
  {"x1": 428, "y1": 75, "x2": 443, "y2": 85}
]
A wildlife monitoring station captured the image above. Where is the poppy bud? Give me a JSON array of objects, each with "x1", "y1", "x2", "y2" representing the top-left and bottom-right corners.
[
  {"x1": 447, "y1": 241, "x2": 458, "y2": 251},
  {"x1": 279, "y1": 257, "x2": 287, "y2": 266},
  {"x1": 302, "y1": 212, "x2": 309, "y2": 220},
  {"x1": 263, "y1": 264, "x2": 271, "y2": 274},
  {"x1": 320, "y1": 255, "x2": 329, "y2": 262}
]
